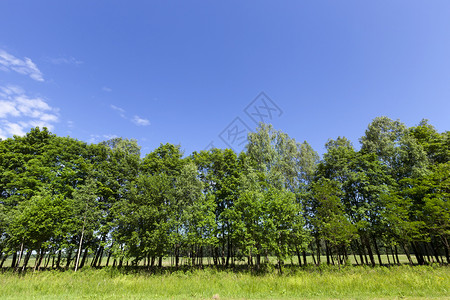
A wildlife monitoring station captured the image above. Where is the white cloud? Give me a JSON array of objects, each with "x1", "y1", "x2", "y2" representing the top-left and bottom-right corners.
[
  {"x1": 0, "y1": 49, "x2": 44, "y2": 82},
  {"x1": 47, "y1": 56, "x2": 83, "y2": 65},
  {"x1": 102, "y1": 86, "x2": 112, "y2": 92},
  {"x1": 132, "y1": 115, "x2": 150, "y2": 126},
  {"x1": 0, "y1": 121, "x2": 26, "y2": 139},
  {"x1": 110, "y1": 104, "x2": 150, "y2": 126},
  {"x1": 110, "y1": 104, "x2": 126, "y2": 118},
  {"x1": 0, "y1": 85, "x2": 59, "y2": 139},
  {"x1": 110, "y1": 104, "x2": 125, "y2": 113},
  {"x1": 88, "y1": 134, "x2": 119, "y2": 144}
]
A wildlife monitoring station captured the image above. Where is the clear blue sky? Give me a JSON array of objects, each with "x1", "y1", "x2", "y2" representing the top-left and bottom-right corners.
[{"x1": 1, "y1": 1, "x2": 449, "y2": 156}]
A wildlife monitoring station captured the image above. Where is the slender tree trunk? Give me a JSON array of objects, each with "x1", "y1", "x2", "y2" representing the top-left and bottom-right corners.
[
  {"x1": 75, "y1": 228, "x2": 85, "y2": 272},
  {"x1": 311, "y1": 249, "x2": 317, "y2": 265},
  {"x1": 343, "y1": 246, "x2": 349, "y2": 263},
  {"x1": 372, "y1": 236, "x2": 383, "y2": 266},
  {"x1": 443, "y1": 243, "x2": 449, "y2": 264},
  {"x1": 364, "y1": 236, "x2": 375, "y2": 266},
  {"x1": 315, "y1": 237, "x2": 321, "y2": 265},
  {"x1": 66, "y1": 248, "x2": 73, "y2": 269},
  {"x1": 34, "y1": 247, "x2": 44, "y2": 272},
  {"x1": 11, "y1": 251, "x2": 17, "y2": 268},
  {"x1": 430, "y1": 240, "x2": 441, "y2": 264},
  {"x1": 351, "y1": 242, "x2": 359, "y2": 266},
  {"x1": 15, "y1": 242, "x2": 24, "y2": 271},
  {"x1": 394, "y1": 245, "x2": 400, "y2": 264},
  {"x1": 336, "y1": 246, "x2": 341, "y2": 270},
  {"x1": 296, "y1": 246, "x2": 302, "y2": 267},
  {"x1": 44, "y1": 251, "x2": 51, "y2": 269},
  {"x1": 52, "y1": 251, "x2": 56, "y2": 268},
  {"x1": 278, "y1": 259, "x2": 283, "y2": 274},
  {"x1": 385, "y1": 246, "x2": 391, "y2": 265},
  {"x1": 97, "y1": 247, "x2": 104, "y2": 267},
  {"x1": 423, "y1": 242, "x2": 433, "y2": 263},
  {"x1": 226, "y1": 230, "x2": 231, "y2": 266},
  {"x1": 325, "y1": 241, "x2": 331, "y2": 265},
  {"x1": 411, "y1": 242, "x2": 424, "y2": 265},
  {"x1": 175, "y1": 245, "x2": 179, "y2": 268},
  {"x1": 22, "y1": 250, "x2": 32, "y2": 271},
  {"x1": 56, "y1": 249, "x2": 62, "y2": 268},
  {"x1": 91, "y1": 246, "x2": 100, "y2": 267},
  {"x1": 106, "y1": 249, "x2": 112, "y2": 267},
  {"x1": 302, "y1": 251, "x2": 307, "y2": 266},
  {"x1": 402, "y1": 243, "x2": 413, "y2": 265},
  {"x1": 0, "y1": 254, "x2": 8, "y2": 268},
  {"x1": 356, "y1": 239, "x2": 365, "y2": 265},
  {"x1": 80, "y1": 247, "x2": 89, "y2": 268}
]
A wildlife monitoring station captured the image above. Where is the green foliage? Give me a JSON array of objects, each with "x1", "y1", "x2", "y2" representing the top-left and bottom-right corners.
[{"x1": 0, "y1": 118, "x2": 449, "y2": 271}]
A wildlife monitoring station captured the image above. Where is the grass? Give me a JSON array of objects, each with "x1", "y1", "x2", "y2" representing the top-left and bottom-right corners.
[{"x1": 0, "y1": 264, "x2": 449, "y2": 299}]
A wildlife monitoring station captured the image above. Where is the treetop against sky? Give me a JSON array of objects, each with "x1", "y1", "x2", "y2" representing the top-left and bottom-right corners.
[{"x1": 1, "y1": 1, "x2": 450, "y2": 156}]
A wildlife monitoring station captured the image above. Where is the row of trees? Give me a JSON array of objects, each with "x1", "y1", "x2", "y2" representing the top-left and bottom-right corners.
[{"x1": 0, "y1": 117, "x2": 448, "y2": 271}]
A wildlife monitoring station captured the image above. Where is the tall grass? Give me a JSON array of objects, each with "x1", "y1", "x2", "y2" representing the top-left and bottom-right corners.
[{"x1": 1, "y1": 265, "x2": 449, "y2": 299}]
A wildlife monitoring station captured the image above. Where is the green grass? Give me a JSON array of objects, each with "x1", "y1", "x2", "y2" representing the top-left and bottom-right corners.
[{"x1": 0, "y1": 265, "x2": 449, "y2": 299}]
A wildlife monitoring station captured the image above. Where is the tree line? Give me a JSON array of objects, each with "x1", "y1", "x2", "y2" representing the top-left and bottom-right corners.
[{"x1": 0, "y1": 116, "x2": 448, "y2": 271}]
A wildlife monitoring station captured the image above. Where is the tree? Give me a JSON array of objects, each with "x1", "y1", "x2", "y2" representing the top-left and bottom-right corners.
[
  {"x1": 72, "y1": 177, "x2": 100, "y2": 271},
  {"x1": 311, "y1": 178, "x2": 357, "y2": 268}
]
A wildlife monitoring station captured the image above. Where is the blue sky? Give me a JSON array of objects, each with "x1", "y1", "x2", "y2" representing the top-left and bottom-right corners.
[{"x1": 1, "y1": 1, "x2": 449, "y2": 156}]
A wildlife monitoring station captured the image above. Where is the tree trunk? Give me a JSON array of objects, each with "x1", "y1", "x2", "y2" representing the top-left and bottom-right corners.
[
  {"x1": 394, "y1": 245, "x2": 400, "y2": 264},
  {"x1": 0, "y1": 254, "x2": 7, "y2": 268},
  {"x1": 80, "y1": 247, "x2": 89, "y2": 268},
  {"x1": 34, "y1": 247, "x2": 44, "y2": 272},
  {"x1": 97, "y1": 247, "x2": 104, "y2": 267},
  {"x1": 430, "y1": 240, "x2": 441, "y2": 264},
  {"x1": 296, "y1": 246, "x2": 302, "y2": 267},
  {"x1": 315, "y1": 237, "x2": 321, "y2": 265},
  {"x1": 106, "y1": 249, "x2": 112, "y2": 267},
  {"x1": 56, "y1": 249, "x2": 62, "y2": 268},
  {"x1": 364, "y1": 236, "x2": 375, "y2": 266},
  {"x1": 385, "y1": 246, "x2": 391, "y2": 265},
  {"x1": 411, "y1": 242, "x2": 424, "y2": 265},
  {"x1": 226, "y1": 230, "x2": 231, "y2": 266},
  {"x1": 372, "y1": 236, "x2": 383, "y2": 266},
  {"x1": 423, "y1": 242, "x2": 433, "y2": 263},
  {"x1": 22, "y1": 250, "x2": 32, "y2": 271},
  {"x1": 66, "y1": 248, "x2": 73, "y2": 269},
  {"x1": 351, "y1": 242, "x2": 359, "y2": 266},
  {"x1": 325, "y1": 241, "x2": 331, "y2": 265},
  {"x1": 402, "y1": 243, "x2": 414, "y2": 265},
  {"x1": 10, "y1": 252, "x2": 17, "y2": 269},
  {"x1": 74, "y1": 229, "x2": 85, "y2": 272},
  {"x1": 356, "y1": 239, "x2": 365, "y2": 265},
  {"x1": 15, "y1": 242, "x2": 24, "y2": 271}
]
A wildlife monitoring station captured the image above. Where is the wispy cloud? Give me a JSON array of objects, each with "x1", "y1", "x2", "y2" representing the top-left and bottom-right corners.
[
  {"x1": 46, "y1": 56, "x2": 83, "y2": 65},
  {"x1": 110, "y1": 104, "x2": 126, "y2": 118},
  {"x1": 102, "y1": 86, "x2": 112, "y2": 92},
  {"x1": 110, "y1": 104, "x2": 150, "y2": 126},
  {"x1": 0, "y1": 85, "x2": 59, "y2": 139},
  {"x1": 132, "y1": 115, "x2": 150, "y2": 126},
  {"x1": 0, "y1": 49, "x2": 44, "y2": 82},
  {"x1": 88, "y1": 134, "x2": 119, "y2": 144}
]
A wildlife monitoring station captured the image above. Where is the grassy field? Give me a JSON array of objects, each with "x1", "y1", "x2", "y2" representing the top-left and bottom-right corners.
[{"x1": 0, "y1": 265, "x2": 449, "y2": 299}]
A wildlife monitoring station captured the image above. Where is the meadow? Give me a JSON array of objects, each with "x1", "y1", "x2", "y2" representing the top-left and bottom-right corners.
[{"x1": 1, "y1": 264, "x2": 449, "y2": 299}]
